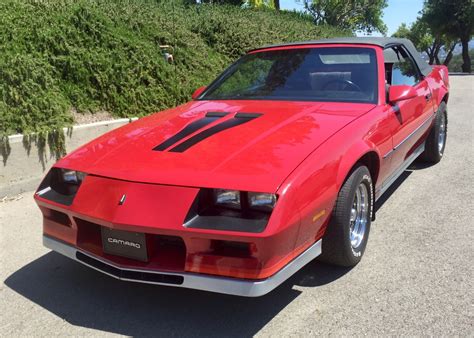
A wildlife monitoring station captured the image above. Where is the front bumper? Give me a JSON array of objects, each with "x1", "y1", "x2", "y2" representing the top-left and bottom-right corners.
[{"x1": 44, "y1": 235, "x2": 322, "y2": 297}]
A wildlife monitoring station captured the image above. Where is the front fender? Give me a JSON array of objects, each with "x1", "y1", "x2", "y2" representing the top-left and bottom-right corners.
[
  {"x1": 335, "y1": 140, "x2": 382, "y2": 189},
  {"x1": 278, "y1": 106, "x2": 390, "y2": 249}
]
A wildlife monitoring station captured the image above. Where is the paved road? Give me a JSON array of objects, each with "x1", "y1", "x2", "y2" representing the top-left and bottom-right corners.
[{"x1": 1, "y1": 76, "x2": 472, "y2": 337}]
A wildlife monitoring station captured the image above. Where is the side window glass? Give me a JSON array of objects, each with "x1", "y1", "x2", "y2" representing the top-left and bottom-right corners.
[{"x1": 389, "y1": 47, "x2": 421, "y2": 86}]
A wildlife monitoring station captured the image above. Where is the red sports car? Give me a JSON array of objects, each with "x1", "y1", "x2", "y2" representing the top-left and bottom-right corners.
[{"x1": 35, "y1": 38, "x2": 449, "y2": 297}]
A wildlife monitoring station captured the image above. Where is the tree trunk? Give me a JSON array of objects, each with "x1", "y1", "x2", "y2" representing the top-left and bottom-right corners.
[
  {"x1": 428, "y1": 54, "x2": 435, "y2": 65},
  {"x1": 443, "y1": 43, "x2": 457, "y2": 66},
  {"x1": 461, "y1": 38, "x2": 471, "y2": 73},
  {"x1": 274, "y1": 0, "x2": 280, "y2": 10},
  {"x1": 433, "y1": 42, "x2": 442, "y2": 65}
]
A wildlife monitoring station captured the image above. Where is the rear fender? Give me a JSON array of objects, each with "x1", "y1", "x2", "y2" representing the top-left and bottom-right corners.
[{"x1": 431, "y1": 65, "x2": 450, "y2": 107}]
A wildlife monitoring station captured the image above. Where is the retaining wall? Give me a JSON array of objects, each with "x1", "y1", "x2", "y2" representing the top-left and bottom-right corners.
[{"x1": 0, "y1": 118, "x2": 137, "y2": 197}]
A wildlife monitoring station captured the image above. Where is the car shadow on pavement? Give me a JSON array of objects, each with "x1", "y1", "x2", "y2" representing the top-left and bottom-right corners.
[
  {"x1": 4, "y1": 251, "x2": 350, "y2": 337},
  {"x1": 375, "y1": 170, "x2": 412, "y2": 212},
  {"x1": 4, "y1": 165, "x2": 425, "y2": 336},
  {"x1": 4, "y1": 168, "x2": 423, "y2": 336},
  {"x1": 375, "y1": 158, "x2": 436, "y2": 212}
]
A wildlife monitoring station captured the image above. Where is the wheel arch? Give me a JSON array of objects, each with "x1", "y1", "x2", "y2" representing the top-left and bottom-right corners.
[
  {"x1": 335, "y1": 147, "x2": 381, "y2": 221},
  {"x1": 355, "y1": 151, "x2": 380, "y2": 185},
  {"x1": 336, "y1": 145, "x2": 381, "y2": 190},
  {"x1": 436, "y1": 85, "x2": 449, "y2": 107},
  {"x1": 441, "y1": 93, "x2": 449, "y2": 104}
]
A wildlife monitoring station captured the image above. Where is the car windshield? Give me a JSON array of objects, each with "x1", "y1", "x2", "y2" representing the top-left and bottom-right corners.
[{"x1": 200, "y1": 47, "x2": 378, "y2": 103}]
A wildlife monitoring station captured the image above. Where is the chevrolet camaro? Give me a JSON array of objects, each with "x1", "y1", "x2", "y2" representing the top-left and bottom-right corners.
[{"x1": 35, "y1": 38, "x2": 449, "y2": 297}]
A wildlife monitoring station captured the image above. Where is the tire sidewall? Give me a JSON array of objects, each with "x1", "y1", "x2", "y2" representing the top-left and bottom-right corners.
[
  {"x1": 342, "y1": 168, "x2": 373, "y2": 264},
  {"x1": 436, "y1": 107, "x2": 447, "y2": 157},
  {"x1": 426, "y1": 102, "x2": 447, "y2": 162}
]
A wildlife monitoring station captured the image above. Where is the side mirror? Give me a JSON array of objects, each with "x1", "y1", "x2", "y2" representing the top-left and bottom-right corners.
[
  {"x1": 388, "y1": 85, "x2": 417, "y2": 104},
  {"x1": 192, "y1": 86, "x2": 206, "y2": 100}
]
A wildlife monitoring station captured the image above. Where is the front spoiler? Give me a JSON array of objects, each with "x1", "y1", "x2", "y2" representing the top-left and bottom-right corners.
[{"x1": 43, "y1": 235, "x2": 322, "y2": 297}]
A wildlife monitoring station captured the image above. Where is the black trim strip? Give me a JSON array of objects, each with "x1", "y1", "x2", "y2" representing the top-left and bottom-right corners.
[
  {"x1": 76, "y1": 252, "x2": 184, "y2": 285},
  {"x1": 393, "y1": 115, "x2": 433, "y2": 151},
  {"x1": 153, "y1": 113, "x2": 228, "y2": 151},
  {"x1": 376, "y1": 142, "x2": 425, "y2": 201},
  {"x1": 235, "y1": 113, "x2": 262, "y2": 119},
  {"x1": 206, "y1": 112, "x2": 229, "y2": 117},
  {"x1": 169, "y1": 114, "x2": 262, "y2": 153},
  {"x1": 382, "y1": 114, "x2": 433, "y2": 159}
]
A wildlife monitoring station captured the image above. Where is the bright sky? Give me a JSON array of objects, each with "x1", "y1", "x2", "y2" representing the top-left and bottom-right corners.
[{"x1": 280, "y1": 0, "x2": 424, "y2": 36}]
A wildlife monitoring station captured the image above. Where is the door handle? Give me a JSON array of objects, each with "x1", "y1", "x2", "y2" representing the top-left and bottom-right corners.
[{"x1": 425, "y1": 93, "x2": 432, "y2": 102}]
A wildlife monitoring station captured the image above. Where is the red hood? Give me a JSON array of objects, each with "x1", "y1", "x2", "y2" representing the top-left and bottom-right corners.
[{"x1": 58, "y1": 100, "x2": 375, "y2": 192}]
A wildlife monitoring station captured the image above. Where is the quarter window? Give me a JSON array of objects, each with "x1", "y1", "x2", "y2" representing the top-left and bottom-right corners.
[{"x1": 384, "y1": 46, "x2": 421, "y2": 86}]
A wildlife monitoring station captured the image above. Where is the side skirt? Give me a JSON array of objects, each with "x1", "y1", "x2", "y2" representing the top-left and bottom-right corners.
[{"x1": 375, "y1": 142, "x2": 425, "y2": 201}]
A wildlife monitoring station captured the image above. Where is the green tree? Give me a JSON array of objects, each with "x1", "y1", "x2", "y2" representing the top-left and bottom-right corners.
[
  {"x1": 393, "y1": 20, "x2": 457, "y2": 66},
  {"x1": 187, "y1": 0, "x2": 280, "y2": 10},
  {"x1": 184, "y1": 0, "x2": 243, "y2": 5},
  {"x1": 423, "y1": 0, "x2": 473, "y2": 72},
  {"x1": 299, "y1": 0, "x2": 388, "y2": 34},
  {"x1": 246, "y1": 0, "x2": 276, "y2": 8},
  {"x1": 448, "y1": 49, "x2": 474, "y2": 72}
]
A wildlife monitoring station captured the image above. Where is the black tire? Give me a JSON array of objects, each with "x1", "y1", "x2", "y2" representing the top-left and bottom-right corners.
[
  {"x1": 320, "y1": 164, "x2": 373, "y2": 267},
  {"x1": 421, "y1": 102, "x2": 447, "y2": 163}
]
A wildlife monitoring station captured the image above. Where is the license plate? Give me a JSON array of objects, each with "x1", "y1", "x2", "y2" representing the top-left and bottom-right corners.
[{"x1": 101, "y1": 227, "x2": 148, "y2": 262}]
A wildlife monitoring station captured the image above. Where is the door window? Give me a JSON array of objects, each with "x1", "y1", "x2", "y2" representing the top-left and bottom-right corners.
[{"x1": 384, "y1": 46, "x2": 421, "y2": 86}]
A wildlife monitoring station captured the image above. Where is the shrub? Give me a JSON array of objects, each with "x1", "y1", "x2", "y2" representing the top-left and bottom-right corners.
[{"x1": 0, "y1": 0, "x2": 348, "y2": 148}]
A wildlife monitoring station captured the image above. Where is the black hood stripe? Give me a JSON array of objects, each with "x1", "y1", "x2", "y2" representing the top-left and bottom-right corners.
[
  {"x1": 169, "y1": 113, "x2": 262, "y2": 153},
  {"x1": 153, "y1": 112, "x2": 228, "y2": 151}
]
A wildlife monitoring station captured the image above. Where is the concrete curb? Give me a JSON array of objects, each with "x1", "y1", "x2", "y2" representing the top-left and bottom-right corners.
[{"x1": 0, "y1": 118, "x2": 138, "y2": 198}]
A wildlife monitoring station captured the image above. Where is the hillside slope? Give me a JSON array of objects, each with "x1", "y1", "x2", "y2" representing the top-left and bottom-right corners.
[{"x1": 0, "y1": 0, "x2": 347, "y2": 140}]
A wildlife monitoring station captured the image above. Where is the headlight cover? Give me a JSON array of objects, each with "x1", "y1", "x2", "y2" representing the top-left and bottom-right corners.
[
  {"x1": 248, "y1": 192, "x2": 277, "y2": 213},
  {"x1": 60, "y1": 169, "x2": 87, "y2": 185},
  {"x1": 184, "y1": 189, "x2": 277, "y2": 233},
  {"x1": 36, "y1": 168, "x2": 87, "y2": 205},
  {"x1": 214, "y1": 189, "x2": 241, "y2": 210}
]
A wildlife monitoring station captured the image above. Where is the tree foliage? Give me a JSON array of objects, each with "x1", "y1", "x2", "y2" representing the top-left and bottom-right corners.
[
  {"x1": 448, "y1": 49, "x2": 474, "y2": 72},
  {"x1": 245, "y1": 0, "x2": 276, "y2": 8},
  {"x1": 392, "y1": 20, "x2": 456, "y2": 66},
  {"x1": 0, "y1": 0, "x2": 347, "y2": 148},
  {"x1": 394, "y1": 0, "x2": 472, "y2": 70},
  {"x1": 187, "y1": 0, "x2": 244, "y2": 5},
  {"x1": 423, "y1": 0, "x2": 473, "y2": 72},
  {"x1": 299, "y1": 0, "x2": 388, "y2": 34}
]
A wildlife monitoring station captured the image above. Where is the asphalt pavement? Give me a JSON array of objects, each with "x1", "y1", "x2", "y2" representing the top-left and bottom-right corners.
[{"x1": 0, "y1": 75, "x2": 472, "y2": 336}]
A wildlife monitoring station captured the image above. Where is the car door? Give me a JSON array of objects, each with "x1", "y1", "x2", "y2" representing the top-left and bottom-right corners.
[{"x1": 385, "y1": 45, "x2": 435, "y2": 174}]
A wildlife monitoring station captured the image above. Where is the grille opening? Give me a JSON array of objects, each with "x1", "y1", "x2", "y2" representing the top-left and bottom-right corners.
[
  {"x1": 75, "y1": 218, "x2": 102, "y2": 253},
  {"x1": 210, "y1": 240, "x2": 252, "y2": 258},
  {"x1": 151, "y1": 235, "x2": 187, "y2": 271},
  {"x1": 43, "y1": 208, "x2": 72, "y2": 227},
  {"x1": 76, "y1": 252, "x2": 184, "y2": 285}
]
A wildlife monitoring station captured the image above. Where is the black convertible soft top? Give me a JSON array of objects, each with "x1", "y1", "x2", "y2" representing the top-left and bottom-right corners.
[{"x1": 250, "y1": 37, "x2": 432, "y2": 77}]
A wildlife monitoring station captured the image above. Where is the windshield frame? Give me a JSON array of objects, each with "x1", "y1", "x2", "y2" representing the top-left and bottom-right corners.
[{"x1": 196, "y1": 45, "x2": 379, "y2": 104}]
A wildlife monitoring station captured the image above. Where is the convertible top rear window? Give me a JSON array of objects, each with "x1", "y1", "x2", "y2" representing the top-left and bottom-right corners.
[
  {"x1": 319, "y1": 53, "x2": 371, "y2": 64},
  {"x1": 200, "y1": 47, "x2": 378, "y2": 103}
]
